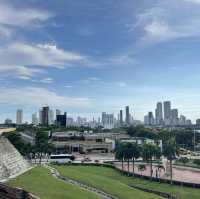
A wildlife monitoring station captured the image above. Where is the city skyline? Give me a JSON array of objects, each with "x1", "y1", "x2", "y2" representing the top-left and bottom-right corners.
[
  {"x1": 1, "y1": 1, "x2": 200, "y2": 122},
  {"x1": 3, "y1": 100, "x2": 200, "y2": 125}
]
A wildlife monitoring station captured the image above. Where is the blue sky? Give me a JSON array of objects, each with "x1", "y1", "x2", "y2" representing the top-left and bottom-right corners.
[{"x1": 1, "y1": 0, "x2": 200, "y2": 122}]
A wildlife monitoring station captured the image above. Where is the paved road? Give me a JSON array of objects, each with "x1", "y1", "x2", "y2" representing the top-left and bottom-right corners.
[{"x1": 115, "y1": 162, "x2": 200, "y2": 184}]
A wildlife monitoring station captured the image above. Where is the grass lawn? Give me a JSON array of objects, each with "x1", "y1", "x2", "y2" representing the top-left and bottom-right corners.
[
  {"x1": 55, "y1": 165, "x2": 162, "y2": 199},
  {"x1": 8, "y1": 166, "x2": 101, "y2": 199},
  {"x1": 55, "y1": 165, "x2": 200, "y2": 199}
]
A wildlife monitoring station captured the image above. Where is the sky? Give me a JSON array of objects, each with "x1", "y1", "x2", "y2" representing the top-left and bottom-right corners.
[{"x1": 1, "y1": 0, "x2": 200, "y2": 122}]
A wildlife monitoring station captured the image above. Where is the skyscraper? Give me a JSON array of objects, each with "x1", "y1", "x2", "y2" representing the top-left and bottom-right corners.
[
  {"x1": 179, "y1": 115, "x2": 186, "y2": 126},
  {"x1": 101, "y1": 112, "x2": 114, "y2": 129},
  {"x1": 171, "y1": 109, "x2": 178, "y2": 126},
  {"x1": 119, "y1": 110, "x2": 123, "y2": 126},
  {"x1": 41, "y1": 106, "x2": 49, "y2": 126},
  {"x1": 48, "y1": 109, "x2": 54, "y2": 125},
  {"x1": 56, "y1": 109, "x2": 61, "y2": 116},
  {"x1": 148, "y1": 112, "x2": 154, "y2": 126},
  {"x1": 16, "y1": 109, "x2": 23, "y2": 125},
  {"x1": 125, "y1": 106, "x2": 130, "y2": 125},
  {"x1": 32, "y1": 113, "x2": 38, "y2": 125},
  {"x1": 164, "y1": 101, "x2": 171, "y2": 125},
  {"x1": 56, "y1": 112, "x2": 67, "y2": 127},
  {"x1": 155, "y1": 102, "x2": 163, "y2": 125}
]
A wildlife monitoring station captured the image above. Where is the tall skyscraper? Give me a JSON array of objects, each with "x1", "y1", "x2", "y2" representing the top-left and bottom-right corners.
[
  {"x1": 155, "y1": 102, "x2": 163, "y2": 125},
  {"x1": 16, "y1": 109, "x2": 23, "y2": 125},
  {"x1": 125, "y1": 106, "x2": 130, "y2": 125},
  {"x1": 179, "y1": 115, "x2": 186, "y2": 126},
  {"x1": 171, "y1": 109, "x2": 178, "y2": 126},
  {"x1": 32, "y1": 113, "x2": 38, "y2": 125},
  {"x1": 119, "y1": 110, "x2": 123, "y2": 126},
  {"x1": 164, "y1": 101, "x2": 171, "y2": 125},
  {"x1": 101, "y1": 112, "x2": 114, "y2": 129},
  {"x1": 48, "y1": 109, "x2": 54, "y2": 125},
  {"x1": 41, "y1": 106, "x2": 49, "y2": 126},
  {"x1": 56, "y1": 112, "x2": 67, "y2": 127},
  {"x1": 148, "y1": 112, "x2": 154, "y2": 126}
]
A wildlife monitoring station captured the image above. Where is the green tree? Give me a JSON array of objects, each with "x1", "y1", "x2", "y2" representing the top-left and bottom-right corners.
[
  {"x1": 163, "y1": 138, "x2": 178, "y2": 184},
  {"x1": 115, "y1": 142, "x2": 126, "y2": 171},
  {"x1": 141, "y1": 143, "x2": 161, "y2": 179},
  {"x1": 130, "y1": 143, "x2": 141, "y2": 176}
]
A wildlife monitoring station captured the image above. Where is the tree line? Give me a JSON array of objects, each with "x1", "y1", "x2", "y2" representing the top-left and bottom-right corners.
[{"x1": 115, "y1": 138, "x2": 178, "y2": 184}]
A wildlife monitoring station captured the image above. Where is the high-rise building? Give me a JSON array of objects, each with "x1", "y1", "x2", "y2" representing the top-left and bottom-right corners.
[
  {"x1": 125, "y1": 106, "x2": 130, "y2": 125},
  {"x1": 186, "y1": 119, "x2": 192, "y2": 126},
  {"x1": 171, "y1": 109, "x2": 178, "y2": 126},
  {"x1": 102, "y1": 112, "x2": 114, "y2": 129},
  {"x1": 5, "y1": 118, "x2": 12, "y2": 125},
  {"x1": 196, "y1": 119, "x2": 200, "y2": 126},
  {"x1": 148, "y1": 112, "x2": 154, "y2": 126},
  {"x1": 144, "y1": 115, "x2": 149, "y2": 125},
  {"x1": 48, "y1": 109, "x2": 54, "y2": 125},
  {"x1": 179, "y1": 115, "x2": 186, "y2": 126},
  {"x1": 56, "y1": 109, "x2": 61, "y2": 116},
  {"x1": 119, "y1": 110, "x2": 123, "y2": 126},
  {"x1": 155, "y1": 102, "x2": 163, "y2": 125},
  {"x1": 164, "y1": 101, "x2": 171, "y2": 125},
  {"x1": 56, "y1": 112, "x2": 67, "y2": 127},
  {"x1": 41, "y1": 106, "x2": 49, "y2": 126},
  {"x1": 16, "y1": 109, "x2": 23, "y2": 125},
  {"x1": 32, "y1": 113, "x2": 38, "y2": 125}
]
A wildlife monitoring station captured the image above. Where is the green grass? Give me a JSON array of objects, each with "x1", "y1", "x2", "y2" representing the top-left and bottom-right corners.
[
  {"x1": 55, "y1": 165, "x2": 200, "y2": 199},
  {"x1": 8, "y1": 167, "x2": 101, "y2": 199},
  {"x1": 55, "y1": 165, "x2": 161, "y2": 199}
]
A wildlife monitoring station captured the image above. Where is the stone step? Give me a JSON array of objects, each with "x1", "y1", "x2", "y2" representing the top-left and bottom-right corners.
[{"x1": 0, "y1": 136, "x2": 31, "y2": 181}]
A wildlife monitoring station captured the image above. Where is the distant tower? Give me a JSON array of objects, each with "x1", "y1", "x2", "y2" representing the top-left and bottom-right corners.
[
  {"x1": 48, "y1": 109, "x2": 54, "y2": 125},
  {"x1": 171, "y1": 109, "x2": 178, "y2": 126},
  {"x1": 120, "y1": 110, "x2": 123, "y2": 126},
  {"x1": 56, "y1": 109, "x2": 61, "y2": 116},
  {"x1": 32, "y1": 113, "x2": 38, "y2": 125},
  {"x1": 41, "y1": 106, "x2": 49, "y2": 126},
  {"x1": 155, "y1": 102, "x2": 163, "y2": 125},
  {"x1": 148, "y1": 112, "x2": 154, "y2": 126},
  {"x1": 125, "y1": 106, "x2": 130, "y2": 125},
  {"x1": 16, "y1": 109, "x2": 23, "y2": 125},
  {"x1": 164, "y1": 101, "x2": 171, "y2": 125}
]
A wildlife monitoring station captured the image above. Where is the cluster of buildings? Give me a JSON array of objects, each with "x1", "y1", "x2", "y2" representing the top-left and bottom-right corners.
[
  {"x1": 144, "y1": 101, "x2": 192, "y2": 126},
  {"x1": 3, "y1": 101, "x2": 200, "y2": 128}
]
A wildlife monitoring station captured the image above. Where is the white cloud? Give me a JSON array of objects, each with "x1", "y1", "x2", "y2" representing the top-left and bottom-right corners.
[
  {"x1": 40, "y1": 77, "x2": 54, "y2": 84},
  {"x1": 136, "y1": 0, "x2": 200, "y2": 44},
  {"x1": 0, "y1": 2, "x2": 52, "y2": 38},
  {"x1": 0, "y1": 87, "x2": 92, "y2": 108},
  {"x1": 0, "y1": 65, "x2": 44, "y2": 79},
  {"x1": 0, "y1": 42, "x2": 87, "y2": 69},
  {"x1": 0, "y1": 3, "x2": 52, "y2": 27}
]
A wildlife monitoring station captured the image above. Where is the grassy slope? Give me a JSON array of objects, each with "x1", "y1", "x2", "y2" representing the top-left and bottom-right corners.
[
  {"x1": 55, "y1": 165, "x2": 161, "y2": 199},
  {"x1": 55, "y1": 165, "x2": 200, "y2": 199},
  {"x1": 9, "y1": 167, "x2": 101, "y2": 199}
]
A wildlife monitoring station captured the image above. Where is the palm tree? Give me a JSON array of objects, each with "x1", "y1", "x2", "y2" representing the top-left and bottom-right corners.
[
  {"x1": 123, "y1": 143, "x2": 133, "y2": 174},
  {"x1": 142, "y1": 143, "x2": 161, "y2": 179},
  {"x1": 115, "y1": 142, "x2": 125, "y2": 171},
  {"x1": 130, "y1": 143, "x2": 140, "y2": 176},
  {"x1": 163, "y1": 138, "x2": 178, "y2": 184}
]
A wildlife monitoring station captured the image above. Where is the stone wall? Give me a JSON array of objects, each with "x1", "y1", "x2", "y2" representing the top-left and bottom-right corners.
[
  {"x1": 0, "y1": 136, "x2": 31, "y2": 182},
  {"x1": 0, "y1": 183, "x2": 40, "y2": 199}
]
